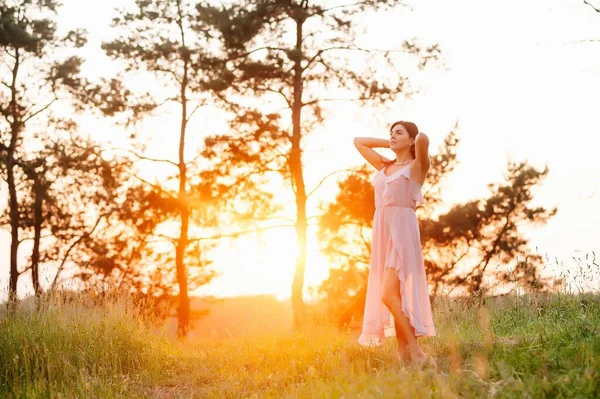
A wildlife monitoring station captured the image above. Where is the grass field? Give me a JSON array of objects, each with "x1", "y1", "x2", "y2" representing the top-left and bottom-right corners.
[{"x1": 1, "y1": 283, "x2": 599, "y2": 398}]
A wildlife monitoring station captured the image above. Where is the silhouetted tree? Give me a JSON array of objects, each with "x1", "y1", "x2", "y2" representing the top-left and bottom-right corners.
[
  {"x1": 89, "y1": 0, "x2": 276, "y2": 336},
  {"x1": 0, "y1": 0, "x2": 87, "y2": 311},
  {"x1": 425, "y1": 161, "x2": 557, "y2": 296}
]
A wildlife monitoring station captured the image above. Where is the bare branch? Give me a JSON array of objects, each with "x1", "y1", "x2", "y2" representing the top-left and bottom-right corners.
[
  {"x1": 50, "y1": 212, "x2": 110, "y2": 290},
  {"x1": 448, "y1": 241, "x2": 472, "y2": 270},
  {"x1": 584, "y1": 0, "x2": 600, "y2": 13},
  {"x1": 359, "y1": 224, "x2": 371, "y2": 254},
  {"x1": 153, "y1": 66, "x2": 182, "y2": 85},
  {"x1": 219, "y1": 151, "x2": 288, "y2": 189},
  {"x1": 304, "y1": 46, "x2": 369, "y2": 71},
  {"x1": 302, "y1": 96, "x2": 369, "y2": 107},
  {"x1": 127, "y1": 172, "x2": 178, "y2": 200},
  {"x1": 260, "y1": 87, "x2": 292, "y2": 109},
  {"x1": 186, "y1": 100, "x2": 209, "y2": 124},
  {"x1": 233, "y1": 46, "x2": 290, "y2": 61},
  {"x1": 23, "y1": 98, "x2": 57, "y2": 123},
  {"x1": 108, "y1": 147, "x2": 179, "y2": 167},
  {"x1": 300, "y1": 31, "x2": 320, "y2": 45},
  {"x1": 156, "y1": 233, "x2": 178, "y2": 242},
  {"x1": 306, "y1": 168, "x2": 352, "y2": 199},
  {"x1": 318, "y1": 1, "x2": 370, "y2": 14},
  {"x1": 455, "y1": 206, "x2": 516, "y2": 293},
  {"x1": 304, "y1": 45, "x2": 403, "y2": 73},
  {"x1": 18, "y1": 234, "x2": 54, "y2": 244},
  {"x1": 564, "y1": 39, "x2": 600, "y2": 44},
  {"x1": 185, "y1": 151, "x2": 205, "y2": 167}
]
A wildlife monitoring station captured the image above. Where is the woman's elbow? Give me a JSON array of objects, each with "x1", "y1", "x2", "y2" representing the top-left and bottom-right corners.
[{"x1": 416, "y1": 132, "x2": 429, "y2": 146}]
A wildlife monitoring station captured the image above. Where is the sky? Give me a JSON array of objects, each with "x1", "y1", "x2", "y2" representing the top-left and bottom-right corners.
[{"x1": 1, "y1": 0, "x2": 600, "y2": 301}]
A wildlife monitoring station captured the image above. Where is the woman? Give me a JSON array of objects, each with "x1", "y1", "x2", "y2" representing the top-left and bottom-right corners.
[{"x1": 353, "y1": 120, "x2": 437, "y2": 368}]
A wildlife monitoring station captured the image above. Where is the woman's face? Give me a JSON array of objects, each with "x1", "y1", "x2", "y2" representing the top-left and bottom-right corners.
[{"x1": 389, "y1": 124, "x2": 414, "y2": 151}]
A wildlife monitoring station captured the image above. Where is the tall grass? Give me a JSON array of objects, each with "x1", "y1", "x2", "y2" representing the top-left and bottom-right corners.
[
  {"x1": 1, "y1": 255, "x2": 599, "y2": 398},
  {"x1": 0, "y1": 292, "x2": 171, "y2": 397}
]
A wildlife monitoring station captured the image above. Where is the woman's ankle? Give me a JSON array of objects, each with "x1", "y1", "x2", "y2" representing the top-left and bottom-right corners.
[{"x1": 407, "y1": 343, "x2": 425, "y2": 358}]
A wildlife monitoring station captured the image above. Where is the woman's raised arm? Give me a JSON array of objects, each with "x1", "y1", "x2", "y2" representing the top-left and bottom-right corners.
[
  {"x1": 411, "y1": 132, "x2": 430, "y2": 184},
  {"x1": 414, "y1": 132, "x2": 430, "y2": 171},
  {"x1": 353, "y1": 137, "x2": 392, "y2": 170}
]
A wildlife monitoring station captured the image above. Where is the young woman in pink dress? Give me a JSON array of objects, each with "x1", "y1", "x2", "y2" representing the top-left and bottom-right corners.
[{"x1": 353, "y1": 121, "x2": 437, "y2": 369}]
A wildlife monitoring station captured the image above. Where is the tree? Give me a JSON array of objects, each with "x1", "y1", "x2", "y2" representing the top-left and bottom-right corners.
[
  {"x1": 94, "y1": 0, "x2": 276, "y2": 336},
  {"x1": 0, "y1": 0, "x2": 87, "y2": 311},
  {"x1": 423, "y1": 161, "x2": 557, "y2": 297},
  {"x1": 0, "y1": 128, "x2": 135, "y2": 300},
  {"x1": 96, "y1": 0, "x2": 220, "y2": 336},
  {"x1": 317, "y1": 128, "x2": 558, "y2": 326},
  {"x1": 197, "y1": 0, "x2": 441, "y2": 326}
]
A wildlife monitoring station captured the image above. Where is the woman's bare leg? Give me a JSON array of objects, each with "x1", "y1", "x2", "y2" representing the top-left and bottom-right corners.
[
  {"x1": 394, "y1": 316, "x2": 410, "y2": 360},
  {"x1": 381, "y1": 267, "x2": 427, "y2": 362}
]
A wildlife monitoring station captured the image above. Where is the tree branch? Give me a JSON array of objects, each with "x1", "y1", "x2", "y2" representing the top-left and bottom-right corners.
[
  {"x1": 23, "y1": 98, "x2": 57, "y2": 124},
  {"x1": 156, "y1": 233, "x2": 178, "y2": 242},
  {"x1": 584, "y1": 0, "x2": 600, "y2": 13},
  {"x1": 304, "y1": 46, "x2": 369, "y2": 71},
  {"x1": 319, "y1": 1, "x2": 370, "y2": 14},
  {"x1": 18, "y1": 234, "x2": 54, "y2": 244},
  {"x1": 458, "y1": 207, "x2": 516, "y2": 291},
  {"x1": 306, "y1": 168, "x2": 352, "y2": 199},
  {"x1": 233, "y1": 46, "x2": 290, "y2": 61},
  {"x1": 185, "y1": 151, "x2": 204, "y2": 167},
  {"x1": 302, "y1": 96, "x2": 370, "y2": 107},
  {"x1": 186, "y1": 100, "x2": 209, "y2": 124},
  {"x1": 260, "y1": 87, "x2": 293, "y2": 109},
  {"x1": 446, "y1": 241, "x2": 472, "y2": 273},
  {"x1": 359, "y1": 224, "x2": 371, "y2": 254},
  {"x1": 153, "y1": 66, "x2": 182, "y2": 85},
  {"x1": 50, "y1": 212, "x2": 110, "y2": 290},
  {"x1": 564, "y1": 39, "x2": 600, "y2": 44},
  {"x1": 108, "y1": 147, "x2": 178, "y2": 167},
  {"x1": 217, "y1": 151, "x2": 288, "y2": 190}
]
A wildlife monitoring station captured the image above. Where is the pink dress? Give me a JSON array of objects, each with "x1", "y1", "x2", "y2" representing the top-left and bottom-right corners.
[{"x1": 358, "y1": 162, "x2": 436, "y2": 346}]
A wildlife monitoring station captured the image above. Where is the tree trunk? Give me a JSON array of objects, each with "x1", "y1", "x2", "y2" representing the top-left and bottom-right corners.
[
  {"x1": 32, "y1": 174, "x2": 43, "y2": 303},
  {"x1": 175, "y1": 36, "x2": 191, "y2": 337},
  {"x1": 175, "y1": 203, "x2": 190, "y2": 337},
  {"x1": 7, "y1": 133, "x2": 20, "y2": 315},
  {"x1": 175, "y1": 122, "x2": 191, "y2": 337},
  {"x1": 290, "y1": 12, "x2": 308, "y2": 328},
  {"x1": 6, "y1": 49, "x2": 21, "y2": 315}
]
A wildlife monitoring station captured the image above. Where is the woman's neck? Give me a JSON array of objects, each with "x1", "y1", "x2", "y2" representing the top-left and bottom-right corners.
[{"x1": 394, "y1": 149, "x2": 413, "y2": 164}]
